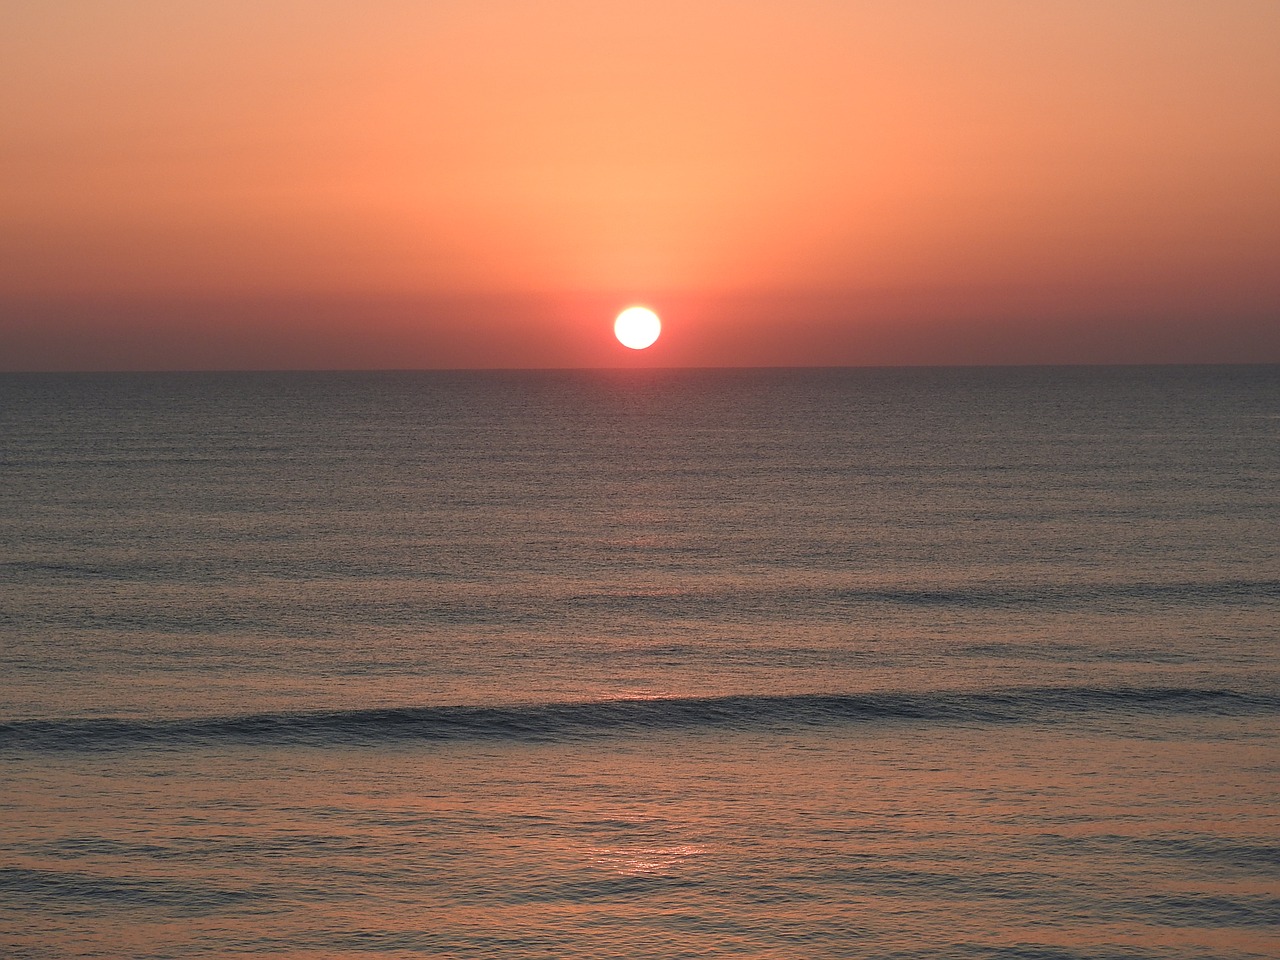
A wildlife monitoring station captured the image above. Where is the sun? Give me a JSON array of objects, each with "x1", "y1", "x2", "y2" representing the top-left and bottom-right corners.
[{"x1": 614, "y1": 306, "x2": 661, "y2": 350}]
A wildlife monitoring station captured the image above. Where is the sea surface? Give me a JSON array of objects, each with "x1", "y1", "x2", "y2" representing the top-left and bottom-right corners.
[{"x1": 1, "y1": 366, "x2": 1277, "y2": 959}]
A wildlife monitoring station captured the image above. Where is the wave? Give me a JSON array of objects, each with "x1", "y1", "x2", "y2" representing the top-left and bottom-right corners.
[
  {"x1": 563, "y1": 578, "x2": 1280, "y2": 618},
  {"x1": 2, "y1": 686, "x2": 1273, "y2": 753}
]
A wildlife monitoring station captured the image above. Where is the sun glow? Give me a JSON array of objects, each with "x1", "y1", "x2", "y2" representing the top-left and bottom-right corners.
[{"x1": 614, "y1": 307, "x2": 661, "y2": 350}]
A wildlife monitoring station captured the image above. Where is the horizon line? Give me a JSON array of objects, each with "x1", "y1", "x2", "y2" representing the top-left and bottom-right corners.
[{"x1": 4, "y1": 361, "x2": 1278, "y2": 376}]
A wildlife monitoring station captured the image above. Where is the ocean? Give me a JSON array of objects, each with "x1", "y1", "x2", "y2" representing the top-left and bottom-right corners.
[{"x1": 2, "y1": 366, "x2": 1277, "y2": 959}]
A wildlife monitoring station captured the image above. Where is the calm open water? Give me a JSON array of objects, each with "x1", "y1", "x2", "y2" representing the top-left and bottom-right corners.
[{"x1": 2, "y1": 366, "x2": 1278, "y2": 959}]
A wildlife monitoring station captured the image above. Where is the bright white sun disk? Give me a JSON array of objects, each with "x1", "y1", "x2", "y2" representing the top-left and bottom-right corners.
[{"x1": 614, "y1": 307, "x2": 661, "y2": 349}]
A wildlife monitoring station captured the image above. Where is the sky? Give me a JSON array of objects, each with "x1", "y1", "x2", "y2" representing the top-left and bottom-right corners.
[{"x1": 2, "y1": 0, "x2": 1278, "y2": 369}]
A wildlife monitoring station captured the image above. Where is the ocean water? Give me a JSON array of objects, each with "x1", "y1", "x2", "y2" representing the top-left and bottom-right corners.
[{"x1": 1, "y1": 366, "x2": 1277, "y2": 959}]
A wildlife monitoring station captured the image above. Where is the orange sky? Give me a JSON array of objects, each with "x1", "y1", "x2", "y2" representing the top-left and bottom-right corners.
[{"x1": 2, "y1": 0, "x2": 1278, "y2": 369}]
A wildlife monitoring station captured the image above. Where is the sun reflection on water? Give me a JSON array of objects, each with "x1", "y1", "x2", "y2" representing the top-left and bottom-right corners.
[{"x1": 590, "y1": 843, "x2": 707, "y2": 877}]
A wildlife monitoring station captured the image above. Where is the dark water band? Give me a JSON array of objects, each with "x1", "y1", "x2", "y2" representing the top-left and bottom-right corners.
[{"x1": 2, "y1": 686, "x2": 1274, "y2": 752}]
